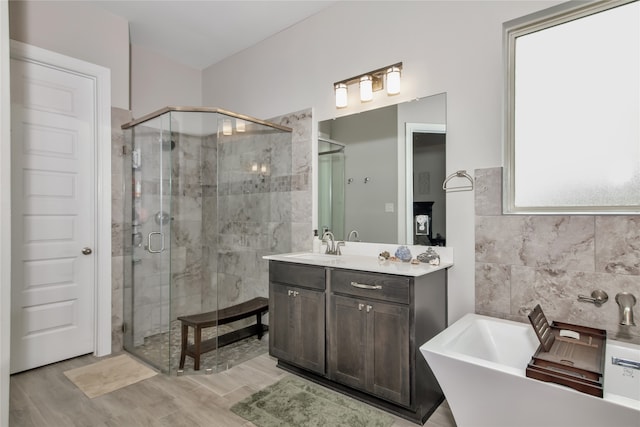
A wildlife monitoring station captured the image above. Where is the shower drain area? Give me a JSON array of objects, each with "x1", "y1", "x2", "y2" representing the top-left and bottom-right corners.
[{"x1": 133, "y1": 319, "x2": 269, "y2": 375}]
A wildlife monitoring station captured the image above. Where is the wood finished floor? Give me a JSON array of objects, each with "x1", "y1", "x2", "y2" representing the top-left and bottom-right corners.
[{"x1": 10, "y1": 352, "x2": 457, "y2": 427}]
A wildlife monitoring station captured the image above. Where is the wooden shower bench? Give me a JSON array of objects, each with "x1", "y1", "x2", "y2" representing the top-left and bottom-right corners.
[{"x1": 177, "y1": 297, "x2": 269, "y2": 370}]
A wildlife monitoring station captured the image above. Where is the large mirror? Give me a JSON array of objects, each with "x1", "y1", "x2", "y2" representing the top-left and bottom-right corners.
[
  {"x1": 318, "y1": 93, "x2": 446, "y2": 245},
  {"x1": 504, "y1": 0, "x2": 639, "y2": 213}
]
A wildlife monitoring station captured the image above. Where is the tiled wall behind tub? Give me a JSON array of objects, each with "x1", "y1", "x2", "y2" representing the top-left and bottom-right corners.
[{"x1": 475, "y1": 167, "x2": 640, "y2": 344}]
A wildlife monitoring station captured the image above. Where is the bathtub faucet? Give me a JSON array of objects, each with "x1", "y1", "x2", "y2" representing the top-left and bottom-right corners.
[{"x1": 615, "y1": 292, "x2": 636, "y2": 326}]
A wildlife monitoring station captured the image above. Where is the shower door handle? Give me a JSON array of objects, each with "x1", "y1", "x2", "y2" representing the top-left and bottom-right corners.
[{"x1": 147, "y1": 231, "x2": 165, "y2": 253}]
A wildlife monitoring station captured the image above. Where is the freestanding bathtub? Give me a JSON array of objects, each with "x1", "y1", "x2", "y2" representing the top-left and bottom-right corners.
[{"x1": 420, "y1": 313, "x2": 640, "y2": 427}]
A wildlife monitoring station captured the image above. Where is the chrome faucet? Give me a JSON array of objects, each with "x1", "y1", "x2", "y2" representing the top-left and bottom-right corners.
[
  {"x1": 347, "y1": 230, "x2": 360, "y2": 242},
  {"x1": 321, "y1": 231, "x2": 344, "y2": 255},
  {"x1": 322, "y1": 231, "x2": 336, "y2": 254},
  {"x1": 615, "y1": 292, "x2": 636, "y2": 326}
]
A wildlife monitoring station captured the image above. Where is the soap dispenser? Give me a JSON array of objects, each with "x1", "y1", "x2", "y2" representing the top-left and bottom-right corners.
[{"x1": 312, "y1": 229, "x2": 321, "y2": 253}]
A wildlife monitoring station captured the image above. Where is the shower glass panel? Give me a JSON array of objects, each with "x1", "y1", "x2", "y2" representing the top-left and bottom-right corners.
[
  {"x1": 318, "y1": 138, "x2": 345, "y2": 238},
  {"x1": 122, "y1": 108, "x2": 292, "y2": 375}
]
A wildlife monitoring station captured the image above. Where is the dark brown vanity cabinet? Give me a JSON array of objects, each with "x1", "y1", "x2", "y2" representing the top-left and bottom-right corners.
[
  {"x1": 268, "y1": 260, "x2": 447, "y2": 424},
  {"x1": 329, "y1": 293, "x2": 410, "y2": 406},
  {"x1": 268, "y1": 261, "x2": 325, "y2": 374}
]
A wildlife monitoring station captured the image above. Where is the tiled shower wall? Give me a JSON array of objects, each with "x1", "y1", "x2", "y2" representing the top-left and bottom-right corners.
[
  {"x1": 475, "y1": 167, "x2": 640, "y2": 344},
  {"x1": 109, "y1": 107, "x2": 312, "y2": 351}
]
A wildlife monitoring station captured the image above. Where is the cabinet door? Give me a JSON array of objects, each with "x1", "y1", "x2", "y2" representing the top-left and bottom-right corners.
[
  {"x1": 269, "y1": 282, "x2": 296, "y2": 362},
  {"x1": 368, "y1": 301, "x2": 410, "y2": 406},
  {"x1": 269, "y1": 282, "x2": 325, "y2": 374},
  {"x1": 328, "y1": 294, "x2": 367, "y2": 391},
  {"x1": 295, "y1": 287, "x2": 325, "y2": 374}
]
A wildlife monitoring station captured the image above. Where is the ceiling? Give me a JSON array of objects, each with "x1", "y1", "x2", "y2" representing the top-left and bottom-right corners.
[{"x1": 94, "y1": 1, "x2": 338, "y2": 70}]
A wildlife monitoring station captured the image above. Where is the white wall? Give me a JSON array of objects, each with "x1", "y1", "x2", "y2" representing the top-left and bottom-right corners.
[
  {"x1": 8, "y1": 0, "x2": 129, "y2": 109},
  {"x1": 333, "y1": 105, "x2": 398, "y2": 244},
  {"x1": 130, "y1": 44, "x2": 202, "y2": 118},
  {"x1": 1, "y1": 3, "x2": 10, "y2": 426},
  {"x1": 202, "y1": 0, "x2": 560, "y2": 324}
]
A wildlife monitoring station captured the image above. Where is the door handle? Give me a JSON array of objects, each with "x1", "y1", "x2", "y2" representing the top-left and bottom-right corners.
[
  {"x1": 82, "y1": 247, "x2": 92, "y2": 255},
  {"x1": 147, "y1": 231, "x2": 165, "y2": 253}
]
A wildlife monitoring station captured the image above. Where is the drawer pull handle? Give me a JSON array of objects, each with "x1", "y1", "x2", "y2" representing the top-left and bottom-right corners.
[{"x1": 350, "y1": 281, "x2": 382, "y2": 290}]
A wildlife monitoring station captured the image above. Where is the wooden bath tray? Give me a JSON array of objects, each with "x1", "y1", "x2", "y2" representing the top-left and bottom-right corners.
[{"x1": 526, "y1": 305, "x2": 606, "y2": 397}]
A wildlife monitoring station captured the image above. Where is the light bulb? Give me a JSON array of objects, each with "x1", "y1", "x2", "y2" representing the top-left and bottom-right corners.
[
  {"x1": 335, "y1": 83, "x2": 348, "y2": 108},
  {"x1": 387, "y1": 66, "x2": 401, "y2": 95},
  {"x1": 360, "y1": 75, "x2": 373, "y2": 102},
  {"x1": 236, "y1": 119, "x2": 245, "y2": 132}
]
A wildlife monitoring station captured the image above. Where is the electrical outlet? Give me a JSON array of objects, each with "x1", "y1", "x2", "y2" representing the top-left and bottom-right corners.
[{"x1": 385, "y1": 203, "x2": 394, "y2": 213}]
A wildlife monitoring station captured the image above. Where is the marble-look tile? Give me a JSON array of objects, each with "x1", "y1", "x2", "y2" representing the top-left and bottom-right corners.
[
  {"x1": 595, "y1": 215, "x2": 640, "y2": 275},
  {"x1": 170, "y1": 293, "x2": 204, "y2": 319},
  {"x1": 475, "y1": 263, "x2": 511, "y2": 315},
  {"x1": 111, "y1": 221, "x2": 124, "y2": 257},
  {"x1": 216, "y1": 272, "x2": 242, "y2": 305},
  {"x1": 509, "y1": 266, "x2": 640, "y2": 342},
  {"x1": 292, "y1": 173, "x2": 310, "y2": 191},
  {"x1": 291, "y1": 222, "x2": 312, "y2": 253},
  {"x1": 269, "y1": 222, "x2": 294, "y2": 253},
  {"x1": 474, "y1": 167, "x2": 502, "y2": 216},
  {"x1": 270, "y1": 192, "x2": 292, "y2": 222},
  {"x1": 510, "y1": 266, "x2": 579, "y2": 318},
  {"x1": 111, "y1": 255, "x2": 124, "y2": 352},
  {"x1": 520, "y1": 216, "x2": 595, "y2": 272},
  {"x1": 291, "y1": 190, "x2": 312, "y2": 223},
  {"x1": 475, "y1": 215, "x2": 525, "y2": 265}
]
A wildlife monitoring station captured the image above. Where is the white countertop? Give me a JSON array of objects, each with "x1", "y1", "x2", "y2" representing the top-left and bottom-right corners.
[{"x1": 263, "y1": 242, "x2": 453, "y2": 277}]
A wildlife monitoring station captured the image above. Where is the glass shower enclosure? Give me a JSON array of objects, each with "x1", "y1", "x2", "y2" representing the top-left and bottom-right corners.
[{"x1": 121, "y1": 107, "x2": 292, "y2": 375}]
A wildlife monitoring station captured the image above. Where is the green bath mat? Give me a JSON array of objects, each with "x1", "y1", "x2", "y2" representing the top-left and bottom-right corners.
[{"x1": 231, "y1": 376, "x2": 394, "y2": 427}]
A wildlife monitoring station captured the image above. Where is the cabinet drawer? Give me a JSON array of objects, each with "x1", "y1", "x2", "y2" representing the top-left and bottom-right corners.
[
  {"x1": 331, "y1": 269, "x2": 410, "y2": 304},
  {"x1": 269, "y1": 261, "x2": 325, "y2": 290}
]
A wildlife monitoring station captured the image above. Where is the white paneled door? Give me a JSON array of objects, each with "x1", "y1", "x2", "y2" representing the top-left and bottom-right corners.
[{"x1": 10, "y1": 56, "x2": 97, "y2": 373}]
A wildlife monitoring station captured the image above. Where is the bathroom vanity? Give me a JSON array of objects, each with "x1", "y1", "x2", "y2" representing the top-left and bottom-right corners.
[{"x1": 265, "y1": 247, "x2": 451, "y2": 424}]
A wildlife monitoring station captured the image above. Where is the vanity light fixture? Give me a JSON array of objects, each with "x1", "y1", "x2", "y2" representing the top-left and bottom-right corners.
[
  {"x1": 222, "y1": 119, "x2": 233, "y2": 136},
  {"x1": 334, "y1": 62, "x2": 403, "y2": 108},
  {"x1": 360, "y1": 75, "x2": 373, "y2": 102},
  {"x1": 335, "y1": 83, "x2": 348, "y2": 108},
  {"x1": 386, "y1": 66, "x2": 401, "y2": 95},
  {"x1": 236, "y1": 119, "x2": 245, "y2": 132}
]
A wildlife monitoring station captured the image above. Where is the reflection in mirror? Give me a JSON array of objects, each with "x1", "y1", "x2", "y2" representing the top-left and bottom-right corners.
[
  {"x1": 410, "y1": 127, "x2": 446, "y2": 246},
  {"x1": 318, "y1": 138, "x2": 345, "y2": 239},
  {"x1": 505, "y1": 0, "x2": 640, "y2": 213},
  {"x1": 318, "y1": 93, "x2": 446, "y2": 245}
]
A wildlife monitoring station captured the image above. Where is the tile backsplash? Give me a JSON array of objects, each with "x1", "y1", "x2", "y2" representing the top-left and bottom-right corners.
[{"x1": 475, "y1": 167, "x2": 640, "y2": 343}]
